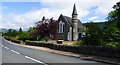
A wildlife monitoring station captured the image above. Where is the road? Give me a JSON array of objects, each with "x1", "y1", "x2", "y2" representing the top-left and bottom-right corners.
[{"x1": 0, "y1": 36, "x2": 111, "y2": 65}]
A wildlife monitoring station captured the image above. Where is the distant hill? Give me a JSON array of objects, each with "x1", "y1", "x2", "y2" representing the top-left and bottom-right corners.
[
  {"x1": 82, "y1": 22, "x2": 106, "y2": 31},
  {"x1": 0, "y1": 28, "x2": 8, "y2": 33},
  {"x1": 0, "y1": 28, "x2": 16, "y2": 33}
]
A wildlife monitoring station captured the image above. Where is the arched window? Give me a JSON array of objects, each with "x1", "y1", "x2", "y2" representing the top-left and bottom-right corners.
[
  {"x1": 62, "y1": 22, "x2": 65, "y2": 33},
  {"x1": 59, "y1": 21, "x2": 64, "y2": 33}
]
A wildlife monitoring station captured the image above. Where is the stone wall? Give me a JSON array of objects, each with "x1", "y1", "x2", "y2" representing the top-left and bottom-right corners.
[
  {"x1": 4, "y1": 37, "x2": 120, "y2": 59},
  {"x1": 4, "y1": 37, "x2": 22, "y2": 44},
  {"x1": 25, "y1": 41, "x2": 120, "y2": 58}
]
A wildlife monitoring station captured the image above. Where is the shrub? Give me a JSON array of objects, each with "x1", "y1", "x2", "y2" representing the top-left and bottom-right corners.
[
  {"x1": 81, "y1": 22, "x2": 102, "y2": 46},
  {"x1": 14, "y1": 35, "x2": 19, "y2": 40},
  {"x1": 18, "y1": 32, "x2": 33, "y2": 41}
]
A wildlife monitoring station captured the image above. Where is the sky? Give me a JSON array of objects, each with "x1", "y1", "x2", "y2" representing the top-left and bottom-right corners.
[{"x1": 0, "y1": 0, "x2": 120, "y2": 31}]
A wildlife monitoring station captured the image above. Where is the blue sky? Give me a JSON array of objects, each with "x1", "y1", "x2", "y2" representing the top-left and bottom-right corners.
[
  {"x1": 1, "y1": 0, "x2": 119, "y2": 30},
  {"x1": 3, "y1": 2, "x2": 45, "y2": 14}
]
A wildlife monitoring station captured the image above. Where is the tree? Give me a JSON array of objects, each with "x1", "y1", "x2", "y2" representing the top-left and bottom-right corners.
[
  {"x1": 102, "y1": 23, "x2": 120, "y2": 47},
  {"x1": 7, "y1": 29, "x2": 12, "y2": 36},
  {"x1": 18, "y1": 27, "x2": 35, "y2": 40},
  {"x1": 81, "y1": 22, "x2": 102, "y2": 46},
  {"x1": 12, "y1": 30, "x2": 18, "y2": 36},
  {"x1": 34, "y1": 22, "x2": 50, "y2": 38},
  {"x1": 49, "y1": 18, "x2": 58, "y2": 39},
  {"x1": 27, "y1": 27, "x2": 35, "y2": 34},
  {"x1": 107, "y1": 1, "x2": 120, "y2": 29},
  {"x1": 103, "y1": 1, "x2": 120, "y2": 47},
  {"x1": 0, "y1": 32, "x2": 2, "y2": 36},
  {"x1": 33, "y1": 16, "x2": 58, "y2": 41},
  {"x1": 19, "y1": 28, "x2": 23, "y2": 34}
]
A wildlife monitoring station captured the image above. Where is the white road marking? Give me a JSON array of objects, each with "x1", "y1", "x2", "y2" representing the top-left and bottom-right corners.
[
  {"x1": 25, "y1": 56, "x2": 47, "y2": 65},
  {"x1": 11, "y1": 50, "x2": 20, "y2": 54},
  {"x1": 1, "y1": 45, "x2": 4, "y2": 47},
  {"x1": 4, "y1": 47, "x2": 9, "y2": 49}
]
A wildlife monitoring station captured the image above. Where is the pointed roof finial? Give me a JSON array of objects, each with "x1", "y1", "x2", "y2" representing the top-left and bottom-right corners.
[{"x1": 72, "y1": 4, "x2": 77, "y2": 15}]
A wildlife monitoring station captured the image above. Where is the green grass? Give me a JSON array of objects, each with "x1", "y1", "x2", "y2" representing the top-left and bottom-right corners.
[
  {"x1": 72, "y1": 42, "x2": 81, "y2": 45},
  {"x1": 23, "y1": 42, "x2": 26, "y2": 45},
  {"x1": 39, "y1": 40, "x2": 46, "y2": 42},
  {"x1": 33, "y1": 40, "x2": 46, "y2": 42},
  {"x1": 72, "y1": 40, "x2": 83, "y2": 45},
  {"x1": 6, "y1": 36, "x2": 16, "y2": 40},
  {"x1": 25, "y1": 40, "x2": 30, "y2": 41}
]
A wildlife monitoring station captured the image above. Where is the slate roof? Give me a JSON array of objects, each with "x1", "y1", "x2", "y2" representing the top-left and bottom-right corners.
[
  {"x1": 60, "y1": 14, "x2": 83, "y2": 28},
  {"x1": 62, "y1": 15, "x2": 72, "y2": 27}
]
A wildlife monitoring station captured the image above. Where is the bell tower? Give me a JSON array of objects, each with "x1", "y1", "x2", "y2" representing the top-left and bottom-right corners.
[{"x1": 72, "y1": 4, "x2": 78, "y2": 41}]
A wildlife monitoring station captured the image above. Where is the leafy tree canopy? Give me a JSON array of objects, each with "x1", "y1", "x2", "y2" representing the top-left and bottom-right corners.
[
  {"x1": 103, "y1": 1, "x2": 120, "y2": 47},
  {"x1": 81, "y1": 22, "x2": 102, "y2": 46},
  {"x1": 33, "y1": 16, "x2": 58, "y2": 40}
]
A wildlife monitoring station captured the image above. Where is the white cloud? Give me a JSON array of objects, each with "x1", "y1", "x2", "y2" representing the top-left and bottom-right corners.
[
  {"x1": 93, "y1": 20, "x2": 101, "y2": 22},
  {"x1": 0, "y1": 15, "x2": 2, "y2": 28},
  {"x1": 88, "y1": 16, "x2": 99, "y2": 20},
  {"x1": 92, "y1": 20, "x2": 106, "y2": 22},
  {"x1": 2, "y1": 8, "x2": 72, "y2": 30},
  {"x1": 0, "y1": 6, "x2": 7, "y2": 10},
  {"x1": 0, "y1": 15, "x2": 1, "y2": 18},
  {"x1": 94, "y1": 2, "x2": 117, "y2": 16},
  {"x1": 2, "y1": 0, "x2": 120, "y2": 30},
  {"x1": 0, "y1": 25, "x2": 1, "y2": 29},
  {"x1": 1, "y1": 0, "x2": 41, "y2": 2},
  {"x1": 2, "y1": 2, "x2": 90, "y2": 30}
]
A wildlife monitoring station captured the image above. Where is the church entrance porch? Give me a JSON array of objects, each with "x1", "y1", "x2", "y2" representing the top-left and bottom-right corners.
[{"x1": 78, "y1": 33, "x2": 82, "y2": 39}]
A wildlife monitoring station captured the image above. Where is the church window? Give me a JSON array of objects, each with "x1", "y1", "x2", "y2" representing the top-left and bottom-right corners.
[
  {"x1": 62, "y1": 23, "x2": 65, "y2": 33},
  {"x1": 59, "y1": 21, "x2": 64, "y2": 33}
]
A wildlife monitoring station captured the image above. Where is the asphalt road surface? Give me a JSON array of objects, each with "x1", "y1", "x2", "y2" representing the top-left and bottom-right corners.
[{"x1": 0, "y1": 36, "x2": 111, "y2": 65}]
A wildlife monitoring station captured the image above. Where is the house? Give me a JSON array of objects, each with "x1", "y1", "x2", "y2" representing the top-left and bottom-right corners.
[{"x1": 57, "y1": 4, "x2": 84, "y2": 41}]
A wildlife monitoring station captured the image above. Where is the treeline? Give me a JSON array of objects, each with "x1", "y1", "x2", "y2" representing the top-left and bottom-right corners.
[
  {"x1": 3, "y1": 27, "x2": 35, "y2": 41},
  {"x1": 4, "y1": 28, "x2": 22, "y2": 37},
  {"x1": 3, "y1": 17, "x2": 58, "y2": 42}
]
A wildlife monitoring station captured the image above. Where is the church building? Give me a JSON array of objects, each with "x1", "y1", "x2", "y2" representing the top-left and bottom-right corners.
[{"x1": 58, "y1": 4, "x2": 84, "y2": 41}]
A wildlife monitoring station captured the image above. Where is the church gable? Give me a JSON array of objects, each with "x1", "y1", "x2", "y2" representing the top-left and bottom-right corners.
[
  {"x1": 58, "y1": 14, "x2": 72, "y2": 39},
  {"x1": 58, "y1": 14, "x2": 72, "y2": 27},
  {"x1": 58, "y1": 14, "x2": 83, "y2": 29},
  {"x1": 57, "y1": 4, "x2": 84, "y2": 41}
]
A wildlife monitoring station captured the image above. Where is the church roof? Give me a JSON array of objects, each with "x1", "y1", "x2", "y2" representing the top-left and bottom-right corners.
[
  {"x1": 59, "y1": 14, "x2": 83, "y2": 28},
  {"x1": 62, "y1": 15, "x2": 73, "y2": 27}
]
